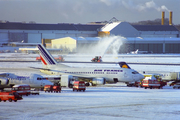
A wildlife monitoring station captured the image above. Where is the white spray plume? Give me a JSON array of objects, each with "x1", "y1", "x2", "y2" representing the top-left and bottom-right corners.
[
  {"x1": 122, "y1": 0, "x2": 170, "y2": 12},
  {"x1": 77, "y1": 36, "x2": 124, "y2": 57}
]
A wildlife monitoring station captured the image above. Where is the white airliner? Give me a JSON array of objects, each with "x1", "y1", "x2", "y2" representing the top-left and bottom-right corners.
[
  {"x1": 36, "y1": 44, "x2": 144, "y2": 86},
  {"x1": 0, "y1": 73, "x2": 53, "y2": 90}
]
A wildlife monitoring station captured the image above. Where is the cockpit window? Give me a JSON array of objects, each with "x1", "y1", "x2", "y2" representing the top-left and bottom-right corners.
[{"x1": 132, "y1": 71, "x2": 139, "y2": 74}]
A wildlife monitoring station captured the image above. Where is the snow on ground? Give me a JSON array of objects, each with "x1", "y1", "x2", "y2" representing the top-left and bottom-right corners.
[
  {"x1": 0, "y1": 87, "x2": 180, "y2": 120},
  {"x1": 1, "y1": 52, "x2": 180, "y2": 74},
  {"x1": 0, "y1": 53, "x2": 38, "y2": 61},
  {"x1": 0, "y1": 61, "x2": 180, "y2": 75},
  {"x1": 63, "y1": 55, "x2": 180, "y2": 63},
  {"x1": 1, "y1": 52, "x2": 180, "y2": 63},
  {"x1": 0, "y1": 53, "x2": 180, "y2": 120}
]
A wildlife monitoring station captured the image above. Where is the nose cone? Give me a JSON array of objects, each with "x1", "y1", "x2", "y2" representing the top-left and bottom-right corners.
[
  {"x1": 44, "y1": 80, "x2": 54, "y2": 86},
  {"x1": 139, "y1": 74, "x2": 145, "y2": 80}
]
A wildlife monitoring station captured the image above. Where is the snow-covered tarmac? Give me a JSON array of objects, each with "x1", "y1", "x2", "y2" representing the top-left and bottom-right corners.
[
  {"x1": 0, "y1": 53, "x2": 180, "y2": 120},
  {"x1": 0, "y1": 87, "x2": 180, "y2": 120}
]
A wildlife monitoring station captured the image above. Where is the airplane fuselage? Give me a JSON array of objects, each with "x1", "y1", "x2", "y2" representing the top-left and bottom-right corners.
[
  {"x1": 37, "y1": 44, "x2": 145, "y2": 84},
  {"x1": 43, "y1": 65, "x2": 143, "y2": 83},
  {"x1": 0, "y1": 73, "x2": 53, "y2": 89}
]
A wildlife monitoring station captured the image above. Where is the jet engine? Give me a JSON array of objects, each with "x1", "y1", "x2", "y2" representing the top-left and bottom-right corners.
[
  {"x1": 0, "y1": 77, "x2": 9, "y2": 85},
  {"x1": 92, "y1": 78, "x2": 105, "y2": 85}
]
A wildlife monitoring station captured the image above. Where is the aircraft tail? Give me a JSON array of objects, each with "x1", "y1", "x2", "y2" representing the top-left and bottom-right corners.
[
  {"x1": 37, "y1": 44, "x2": 58, "y2": 65},
  {"x1": 119, "y1": 62, "x2": 131, "y2": 69}
]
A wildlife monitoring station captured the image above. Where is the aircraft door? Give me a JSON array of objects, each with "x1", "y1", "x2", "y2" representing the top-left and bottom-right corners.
[
  {"x1": 41, "y1": 77, "x2": 48, "y2": 87},
  {"x1": 124, "y1": 71, "x2": 127, "y2": 78},
  {"x1": 34, "y1": 75, "x2": 43, "y2": 87},
  {"x1": 38, "y1": 77, "x2": 44, "y2": 87},
  {"x1": 30, "y1": 76, "x2": 34, "y2": 84},
  {"x1": 29, "y1": 75, "x2": 35, "y2": 86},
  {"x1": 41, "y1": 79, "x2": 45, "y2": 87}
]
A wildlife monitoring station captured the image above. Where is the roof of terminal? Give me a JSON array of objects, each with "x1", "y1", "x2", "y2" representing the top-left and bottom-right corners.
[
  {"x1": 0, "y1": 22, "x2": 103, "y2": 31},
  {"x1": 0, "y1": 22, "x2": 179, "y2": 32},
  {"x1": 132, "y1": 25, "x2": 179, "y2": 31}
]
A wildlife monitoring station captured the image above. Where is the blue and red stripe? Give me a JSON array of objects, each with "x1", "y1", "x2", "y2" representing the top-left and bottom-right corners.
[{"x1": 37, "y1": 44, "x2": 56, "y2": 65}]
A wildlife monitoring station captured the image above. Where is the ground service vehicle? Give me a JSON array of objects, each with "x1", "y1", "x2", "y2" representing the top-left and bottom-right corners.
[
  {"x1": 53, "y1": 86, "x2": 61, "y2": 93},
  {"x1": 44, "y1": 85, "x2": 61, "y2": 93},
  {"x1": 30, "y1": 91, "x2": 39, "y2": 95},
  {"x1": 142, "y1": 74, "x2": 167, "y2": 89},
  {"x1": 91, "y1": 56, "x2": 102, "y2": 62},
  {"x1": 44, "y1": 85, "x2": 53, "y2": 92},
  {"x1": 126, "y1": 81, "x2": 141, "y2": 87},
  {"x1": 54, "y1": 56, "x2": 64, "y2": 62},
  {"x1": 142, "y1": 79, "x2": 161, "y2": 89},
  {"x1": 173, "y1": 83, "x2": 180, "y2": 89},
  {"x1": 0, "y1": 91, "x2": 23, "y2": 102},
  {"x1": 73, "y1": 81, "x2": 86, "y2": 92},
  {"x1": 142, "y1": 76, "x2": 166, "y2": 89},
  {"x1": 127, "y1": 74, "x2": 166, "y2": 88},
  {"x1": 30, "y1": 88, "x2": 40, "y2": 95},
  {"x1": 12, "y1": 84, "x2": 31, "y2": 96}
]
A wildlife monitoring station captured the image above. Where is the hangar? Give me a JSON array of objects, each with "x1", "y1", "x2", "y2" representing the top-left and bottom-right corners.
[
  {"x1": 0, "y1": 19, "x2": 179, "y2": 53},
  {"x1": 0, "y1": 22, "x2": 103, "y2": 43},
  {"x1": 98, "y1": 21, "x2": 180, "y2": 53},
  {"x1": 51, "y1": 37, "x2": 76, "y2": 52}
]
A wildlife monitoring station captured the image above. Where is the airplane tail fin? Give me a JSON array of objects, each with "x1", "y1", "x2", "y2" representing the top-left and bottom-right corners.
[
  {"x1": 37, "y1": 44, "x2": 58, "y2": 65},
  {"x1": 135, "y1": 49, "x2": 138, "y2": 54},
  {"x1": 119, "y1": 62, "x2": 131, "y2": 69}
]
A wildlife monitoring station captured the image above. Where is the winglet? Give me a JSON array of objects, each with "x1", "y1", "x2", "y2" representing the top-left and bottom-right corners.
[{"x1": 37, "y1": 44, "x2": 58, "y2": 65}]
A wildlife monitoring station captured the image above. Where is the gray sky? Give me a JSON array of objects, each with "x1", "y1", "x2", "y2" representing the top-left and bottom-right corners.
[{"x1": 0, "y1": 0, "x2": 180, "y2": 24}]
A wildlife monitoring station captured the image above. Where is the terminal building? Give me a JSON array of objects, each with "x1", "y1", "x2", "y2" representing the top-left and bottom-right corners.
[{"x1": 0, "y1": 11, "x2": 180, "y2": 53}]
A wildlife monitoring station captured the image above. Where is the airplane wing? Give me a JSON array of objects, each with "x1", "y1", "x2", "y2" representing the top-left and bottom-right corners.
[
  {"x1": 0, "y1": 73, "x2": 8, "y2": 77},
  {"x1": 29, "y1": 67, "x2": 50, "y2": 71},
  {"x1": 30, "y1": 66, "x2": 94, "y2": 79}
]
